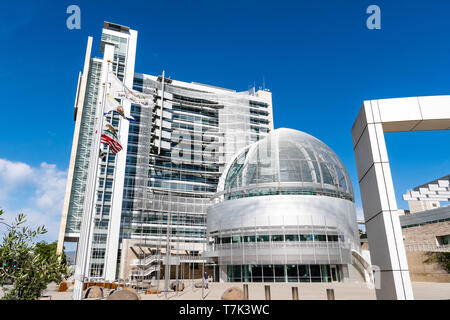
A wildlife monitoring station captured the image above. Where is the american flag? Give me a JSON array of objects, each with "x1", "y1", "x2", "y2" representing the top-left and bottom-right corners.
[{"x1": 100, "y1": 122, "x2": 122, "y2": 154}]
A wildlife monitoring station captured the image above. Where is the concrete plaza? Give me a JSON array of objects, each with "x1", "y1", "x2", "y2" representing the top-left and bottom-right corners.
[{"x1": 34, "y1": 281, "x2": 450, "y2": 300}]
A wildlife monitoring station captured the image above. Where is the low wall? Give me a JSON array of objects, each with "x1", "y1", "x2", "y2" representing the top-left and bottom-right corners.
[{"x1": 406, "y1": 251, "x2": 450, "y2": 283}]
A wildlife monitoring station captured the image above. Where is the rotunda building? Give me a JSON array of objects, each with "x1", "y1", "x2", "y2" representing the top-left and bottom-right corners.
[{"x1": 206, "y1": 128, "x2": 363, "y2": 283}]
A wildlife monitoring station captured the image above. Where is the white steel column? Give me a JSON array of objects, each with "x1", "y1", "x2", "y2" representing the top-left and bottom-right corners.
[
  {"x1": 351, "y1": 95, "x2": 450, "y2": 300},
  {"x1": 104, "y1": 28, "x2": 138, "y2": 281}
]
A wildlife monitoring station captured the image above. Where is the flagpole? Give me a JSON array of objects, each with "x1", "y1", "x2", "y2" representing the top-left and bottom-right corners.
[{"x1": 72, "y1": 58, "x2": 111, "y2": 300}]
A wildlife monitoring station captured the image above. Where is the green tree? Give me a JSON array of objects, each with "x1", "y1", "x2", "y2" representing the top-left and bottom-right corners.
[
  {"x1": 34, "y1": 241, "x2": 67, "y2": 267},
  {"x1": 0, "y1": 209, "x2": 68, "y2": 300}
]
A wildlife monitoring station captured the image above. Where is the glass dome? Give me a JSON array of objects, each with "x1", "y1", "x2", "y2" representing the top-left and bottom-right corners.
[{"x1": 218, "y1": 128, "x2": 354, "y2": 201}]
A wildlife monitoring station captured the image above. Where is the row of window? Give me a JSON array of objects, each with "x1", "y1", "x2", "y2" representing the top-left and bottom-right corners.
[
  {"x1": 227, "y1": 264, "x2": 336, "y2": 283},
  {"x1": 172, "y1": 113, "x2": 219, "y2": 126},
  {"x1": 149, "y1": 171, "x2": 218, "y2": 184},
  {"x1": 249, "y1": 101, "x2": 269, "y2": 109},
  {"x1": 172, "y1": 104, "x2": 218, "y2": 118},
  {"x1": 130, "y1": 213, "x2": 205, "y2": 226},
  {"x1": 172, "y1": 122, "x2": 219, "y2": 132},
  {"x1": 129, "y1": 227, "x2": 205, "y2": 237},
  {"x1": 215, "y1": 234, "x2": 341, "y2": 244},
  {"x1": 224, "y1": 188, "x2": 353, "y2": 202},
  {"x1": 401, "y1": 217, "x2": 450, "y2": 229},
  {"x1": 149, "y1": 180, "x2": 217, "y2": 193}
]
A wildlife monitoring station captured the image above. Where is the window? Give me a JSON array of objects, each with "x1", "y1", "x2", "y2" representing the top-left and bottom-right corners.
[
  {"x1": 244, "y1": 235, "x2": 256, "y2": 243},
  {"x1": 262, "y1": 265, "x2": 274, "y2": 282},
  {"x1": 257, "y1": 235, "x2": 270, "y2": 242},
  {"x1": 327, "y1": 235, "x2": 339, "y2": 242},
  {"x1": 285, "y1": 235, "x2": 299, "y2": 242},
  {"x1": 274, "y1": 265, "x2": 285, "y2": 282},
  {"x1": 299, "y1": 265, "x2": 310, "y2": 282},
  {"x1": 300, "y1": 234, "x2": 313, "y2": 241},
  {"x1": 232, "y1": 236, "x2": 242, "y2": 243},
  {"x1": 271, "y1": 235, "x2": 284, "y2": 242},
  {"x1": 286, "y1": 265, "x2": 298, "y2": 282},
  {"x1": 437, "y1": 235, "x2": 450, "y2": 246},
  {"x1": 103, "y1": 192, "x2": 112, "y2": 202},
  {"x1": 251, "y1": 265, "x2": 262, "y2": 282},
  {"x1": 105, "y1": 179, "x2": 113, "y2": 189},
  {"x1": 310, "y1": 265, "x2": 321, "y2": 282},
  {"x1": 314, "y1": 234, "x2": 327, "y2": 242}
]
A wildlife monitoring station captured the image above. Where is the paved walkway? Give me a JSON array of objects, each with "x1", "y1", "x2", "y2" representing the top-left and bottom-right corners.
[{"x1": 38, "y1": 281, "x2": 450, "y2": 300}]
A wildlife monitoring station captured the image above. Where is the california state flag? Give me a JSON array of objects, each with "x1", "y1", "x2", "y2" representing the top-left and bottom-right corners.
[{"x1": 100, "y1": 122, "x2": 123, "y2": 154}]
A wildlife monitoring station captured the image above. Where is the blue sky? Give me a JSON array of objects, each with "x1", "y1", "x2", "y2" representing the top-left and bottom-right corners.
[{"x1": 0, "y1": 0, "x2": 449, "y2": 242}]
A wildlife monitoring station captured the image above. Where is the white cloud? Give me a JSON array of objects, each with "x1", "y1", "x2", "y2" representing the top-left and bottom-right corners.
[
  {"x1": 0, "y1": 158, "x2": 67, "y2": 243},
  {"x1": 355, "y1": 205, "x2": 366, "y2": 232},
  {"x1": 355, "y1": 205, "x2": 364, "y2": 222},
  {"x1": 0, "y1": 158, "x2": 33, "y2": 186}
]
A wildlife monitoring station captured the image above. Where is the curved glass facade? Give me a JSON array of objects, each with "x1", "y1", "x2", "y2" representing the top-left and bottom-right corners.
[
  {"x1": 217, "y1": 128, "x2": 354, "y2": 202},
  {"x1": 207, "y1": 129, "x2": 360, "y2": 283}
]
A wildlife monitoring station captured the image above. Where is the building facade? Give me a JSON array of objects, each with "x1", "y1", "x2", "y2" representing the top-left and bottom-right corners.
[
  {"x1": 58, "y1": 22, "x2": 274, "y2": 281},
  {"x1": 206, "y1": 128, "x2": 364, "y2": 283}
]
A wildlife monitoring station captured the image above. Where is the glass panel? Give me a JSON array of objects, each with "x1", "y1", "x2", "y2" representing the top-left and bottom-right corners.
[
  {"x1": 314, "y1": 234, "x2": 327, "y2": 242},
  {"x1": 327, "y1": 235, "x2": 338, "y2": 242},
  {"x1": 321, "y1": 265, "x2": 330, "y2": 283},
  {"x1": 286, "y1": 264, "x2": 298, "y2": 282},
  {"x1": 310, "y1": 265, "x2": 321, "y2": 282},
  {"x1": 285, "y1": 234, "x2": 299, "y2": 242},
  {"x1": 299, "y1": 265, "x2": 310, "y2": 282},
  {"x1": 274, "y1": 265, "x2": 285, "y2": 282},
  {"x1": 257, "y1": 235, "x2": 270, "y2": 242},
  {"x1": 262, "y1": 265, "x2": 274, "y2": 282},
  {"x1": 251, "y1": 265, "x2": 262, "y2": 282},
  {"x1": 271, "y1": 235, "x2": 284, "y2": 242},
  {"x1": 242, "y1": 265, "x2": 252, "y2": 282},
  {"x1": 231, "y1": 265, "x2": 242, "y2": 282},
  {"x1": 244, "y1": 235, "x2": 256, "y2": 243},
  {"x1": 232, "y1": 235, "x2": 242, "y2": 243}
]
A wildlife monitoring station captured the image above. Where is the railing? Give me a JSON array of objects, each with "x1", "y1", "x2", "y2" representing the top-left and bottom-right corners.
[
  {"x1": 131, "y1": 265, "x2": 160, "y2": 277},
  {"x1": 351, "y1": 250, "x2": 373, "y2": 283},
  {"x1": 132, "y1": 254, "x2": 206, "y2": 267},
  {"x1": 405, "y1": 244, "x2": 450, "y2": 252},
  {"x1": 131, "y1": 254, "x2": 161, "y2": 266}
]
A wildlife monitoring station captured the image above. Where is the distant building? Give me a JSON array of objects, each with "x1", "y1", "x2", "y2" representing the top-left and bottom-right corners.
[
  {"x1": 399, "y1": 205, "x2": 450, "y2": 282},
  {"x1": 403, "y1": 174, "x2": 449, "y2": 214},
  {"x1": 400, "y1": 205, "x2": 450, "y2": 249}
]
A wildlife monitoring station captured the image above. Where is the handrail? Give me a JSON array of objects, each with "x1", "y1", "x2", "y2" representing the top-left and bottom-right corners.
[{"x1": 404, "y1": 243, "x2": 450, "y2": 252}]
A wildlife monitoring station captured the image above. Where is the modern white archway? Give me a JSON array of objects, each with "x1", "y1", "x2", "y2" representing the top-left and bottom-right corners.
[{"x1": 351, "y1": 95, "x2": 450, "y2": 300}]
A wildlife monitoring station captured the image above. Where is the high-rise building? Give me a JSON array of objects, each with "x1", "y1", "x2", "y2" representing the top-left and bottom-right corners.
[{"x1": 57, "y1": 22, "x2": 274, "y2": 282}]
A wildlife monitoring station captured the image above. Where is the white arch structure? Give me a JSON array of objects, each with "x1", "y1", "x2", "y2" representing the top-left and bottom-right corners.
[{"x1": 351, "y1": 95, "x2": 450, "y2": 300}]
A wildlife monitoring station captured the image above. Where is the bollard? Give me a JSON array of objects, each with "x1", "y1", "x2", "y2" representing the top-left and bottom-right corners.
[
  {"x1": 243, "y1": 284, "x2": 249, "y2": 300},
  {"x1": 264, "y1": 285, "x2": 271, "y2": 300},
  {"x1": 326, "y1": 289, "x2": 335, "y2": 300},
  {"x1": 292, "y1": 287, "x2": 299, "y2": 300}
]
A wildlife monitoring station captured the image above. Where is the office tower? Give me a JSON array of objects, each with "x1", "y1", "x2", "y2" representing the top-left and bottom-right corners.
[{"x1": 58, "y1": 22, "x2": 273, "y2": 281}]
